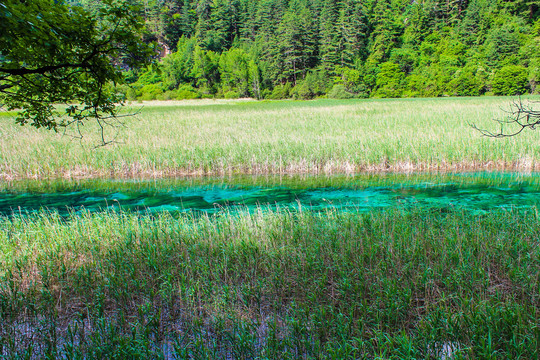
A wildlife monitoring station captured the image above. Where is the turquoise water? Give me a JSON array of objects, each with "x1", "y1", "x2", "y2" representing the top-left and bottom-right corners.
[{"x1": 1, "y1": 173, "x2": 539, "y2": 216}]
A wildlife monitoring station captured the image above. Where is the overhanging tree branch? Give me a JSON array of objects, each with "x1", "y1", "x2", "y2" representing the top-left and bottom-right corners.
[
  {"x1": 471, "y1": 98, "x2": 540, "y2": 137},
  {"x1": 0, "y1": 0, "x2": 155, "y2": 145},
  {"x1": 0, "y1": 63, "x2": 93, "y2": 76}
]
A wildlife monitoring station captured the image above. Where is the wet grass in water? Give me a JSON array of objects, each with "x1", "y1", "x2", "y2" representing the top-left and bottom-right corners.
[{"x1": 0, "y1": 208, "x2": 538, "y2": 358}]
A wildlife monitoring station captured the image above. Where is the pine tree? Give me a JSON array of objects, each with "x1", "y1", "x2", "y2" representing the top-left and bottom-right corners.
[
  {"x1": 277, "y1": 9, "x2": 303, "y2": 83},
  {"x1": 208, "y1": 0, "x2": 239, "y2": 51},
  {"x1": 239, "y1": 0, "x2": 259, "y2": 40},
  {"x1": 500, "y1": 0, "x2": 539, "y2": 22},
  {"x1": 129, "y1": 0, "x2": 539, "y2": 99},
  {"x1": 336, "y1": 0, "x2": 368, "y2": 67},
  {"x1": 164, "y1": 0, "x2": 196, "y2": 51},
  {"x1": 299, "y1": 6, "x2": 318, "y2": 71},
  {"x1": 319, "y1": 0, "x2": 339, "y2": 72},
  {"x1": 194, "y1": 0, "x2": 213, "y2": 49},
  {"x1": 257, "y1": 0, "x2": 287, "y2": 84},
  {"x1": 272, "y1": 0, "x2": 318, "y2": 84},
  {"x1": 367, "y1": 0, "x2": 405, "y2": 63}
]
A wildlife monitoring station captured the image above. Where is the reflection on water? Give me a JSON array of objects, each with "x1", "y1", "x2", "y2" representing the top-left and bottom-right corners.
[{"x1": 1, "y1": 172, "x2": 539, "y2": 216}]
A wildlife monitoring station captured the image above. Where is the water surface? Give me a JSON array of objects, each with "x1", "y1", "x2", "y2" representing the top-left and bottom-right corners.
[{"x1": 1, "y1": 172, "x2": 539, "y2": 216}]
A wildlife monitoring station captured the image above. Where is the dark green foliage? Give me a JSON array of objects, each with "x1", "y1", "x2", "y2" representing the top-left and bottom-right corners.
[
  {"x1": 207, "y1": 0, "x2": 240, "y2": 52},
  {"x1": 268, "y1": 82, "x2": 292, "y2": 99},
  {"x1": 0, "y1": 0, "x2": 154, "y2": 135},
  {"x1": 163, "y1": 0, "x2": 197, "y2": 51},
  {"x1": 327, "y1": 84, "x2": 355, "y2": 99},
  {"x1": 484, "y1": 18, "x2": 528, "y2": 67},
  {"x1": 12, "y1": 0, "x2": 537, "y2": 103}
]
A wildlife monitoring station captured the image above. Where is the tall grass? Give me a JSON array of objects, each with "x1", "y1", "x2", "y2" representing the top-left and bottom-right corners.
[
  {"x1": 1, "y1": 208, "x2": 538, "y2": 358},
  {"x1": 4, "y1": 171, "x2": 540, "y2": 193},
  {"x1": 1, "y1": 97, "x2": 540, "y2": 179}
]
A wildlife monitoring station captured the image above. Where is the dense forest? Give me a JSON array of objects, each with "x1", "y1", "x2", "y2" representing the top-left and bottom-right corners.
[{"x1": 90, "y1": 0, "x2": 539, "y2": 100}]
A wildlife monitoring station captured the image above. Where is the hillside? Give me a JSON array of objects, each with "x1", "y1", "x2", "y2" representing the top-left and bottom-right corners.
[{"x1": 82, "y1": 0, "x2": 539, "y2": 99}]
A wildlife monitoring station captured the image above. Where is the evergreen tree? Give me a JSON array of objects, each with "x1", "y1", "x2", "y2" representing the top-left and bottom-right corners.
[
  {"x1": 367, "y1": 0, "x2": 405, "y2": 64},
  {"x1": 500, "y1": 0, "x2": 539, "y2": 22},
  {"x1": 319, "y1": 0, "x2": 340, "y2": 72},
  {"x1": 208, "y1": 0, "x2": 239, "y2": 51},
  {"x1": 336, "y1": 0, "x2": 368, "y2": 67},
  {"x1": 164, "y1": 0, "x2": 197, "y2": 51},
  {"x1": 194, "y1": 0, "x2": 213, "y2": 49}
]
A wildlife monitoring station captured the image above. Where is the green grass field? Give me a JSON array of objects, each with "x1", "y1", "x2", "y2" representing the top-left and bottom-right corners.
[
  {"x1": 1, "y1": 97, "x2": 540, "y2": 179},
  {"x1": 1, "y1": 208, "x2": 539, "y2": 358}
]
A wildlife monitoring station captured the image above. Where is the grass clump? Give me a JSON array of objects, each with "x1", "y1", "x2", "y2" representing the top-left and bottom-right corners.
[{"x1": 0, "y1": 208, "x2": 538, "y2": 358}]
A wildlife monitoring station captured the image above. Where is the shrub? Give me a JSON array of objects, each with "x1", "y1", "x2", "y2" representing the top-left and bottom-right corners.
[
  {"x1": 125, "y1": 87, "x2": 137, "y2": 101},
  {"x1": 260, "y1": 89, "x2": 272, "y2": 99},
  {"x1": 162, "y1": 90, "x2": 178, "y2": 100},
  {"x1": 137, "y1": 84, "x2": 163, "y2": 101},
  {"x1": 448, "y1": 67, "x2": 485, "y2": 96},
  {"x1": 113, "y1": 84, "x2": 132, "y2": 101},
  {"x1": 291, "y1": 81, "x2": 314, "y2": 100},
  {"x1": 176, "y1": 85, "x2": 200, "y2": 100},
  {"x1": 268, "y1": 83, "x2": 292, "y2": 99},
  {"x1": 224, "y1": 90, "x2": 239, "y2": 99},
  {"x1": 327, "y1": 84, "x2": 355, "y2": 99},
  {"x1": 492, "y1": 65, "x2": 529, "y2": 95}
]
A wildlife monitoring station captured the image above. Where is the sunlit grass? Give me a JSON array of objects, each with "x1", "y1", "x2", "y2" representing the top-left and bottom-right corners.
[
  {"x1": 1, "y1": 97, "x2": 539, "y2": 179},
  {"x1": 0, "y1": 208, "x2": 538, "y2": 357}
]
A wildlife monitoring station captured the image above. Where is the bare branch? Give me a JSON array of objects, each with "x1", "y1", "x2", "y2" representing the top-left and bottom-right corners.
[{"x1": 471, "y1": 98, "x2": 540, "y2": 138}]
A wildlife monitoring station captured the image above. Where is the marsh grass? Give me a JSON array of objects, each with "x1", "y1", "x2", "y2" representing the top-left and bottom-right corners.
[
  {"x1": 3, "y1": 171, "x2": 540, "y2": 193},
  {"x1": 0, "y1": 208, "x2": 538, "y2": 358},
  {"x1": 1, "y1": 97, "x2": 540, "y2": 179}
]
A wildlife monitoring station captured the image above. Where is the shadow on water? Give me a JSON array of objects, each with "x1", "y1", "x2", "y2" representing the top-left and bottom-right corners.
[{"x1": 1, "y1": 172, "x2": 540, "y2": 217}]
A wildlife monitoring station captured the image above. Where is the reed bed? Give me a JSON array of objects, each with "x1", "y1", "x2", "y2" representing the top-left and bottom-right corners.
[
  {"x1": 0, "y1": 207, "x2": 538, "y2": 358},
  {"x1": 1, "y1": 97, "x2": 540, "y2": 179}
]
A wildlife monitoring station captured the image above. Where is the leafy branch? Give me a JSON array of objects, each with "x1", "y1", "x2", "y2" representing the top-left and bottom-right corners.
[{"x1": 0, "y1": 0, "x2": 155, "y2": 145}]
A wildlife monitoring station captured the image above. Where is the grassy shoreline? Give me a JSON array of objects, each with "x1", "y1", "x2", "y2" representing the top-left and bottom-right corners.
[
  {"x1": 2, "y1": 159, "x2": 540, "y2": 181},
  {"x1": 1, "y1": 97, "x2": 540, "y2": 180},
  {"x1": 1, "y1": 208, "x2": 538, "y2": 358}
]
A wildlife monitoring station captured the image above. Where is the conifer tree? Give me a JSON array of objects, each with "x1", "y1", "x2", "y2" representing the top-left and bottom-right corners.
[
  {"x1": 367, "y1": 0, "x2": 405, "y2": 63},
  {"x1": 194, "y1": 0, "x2": 213, "y2": 49},
  {"x1": 164, "y1": 0, "x2": 196, "y2": 51},
  {"x1": 336, "y1": 0, "x2": 367, "y2": 67},
  {"x1": 319, "y1": 0, "x2": 340, "y2": 72},
  {"x1": 208, "y1": 0, "x2": 239, "y2": 51},
  {"x1": 123, "y1": 0, "x2": 539, "y2": 100}
]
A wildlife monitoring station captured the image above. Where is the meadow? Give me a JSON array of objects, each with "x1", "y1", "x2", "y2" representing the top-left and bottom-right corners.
[
  {"x1": 1, "y1": 97, "x2": 540, "y2": 358},
  {"x1": 1, "y1": 96, "x2": 540, "y2": 179}
]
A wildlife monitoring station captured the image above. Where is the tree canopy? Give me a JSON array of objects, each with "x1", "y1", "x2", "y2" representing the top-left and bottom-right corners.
[
  {"x1": 0, "y1": 0, "x2": 154, "y2": 141},
  {"x1": 122, "y1": 0, "x2": 539, "y2": 101}
]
